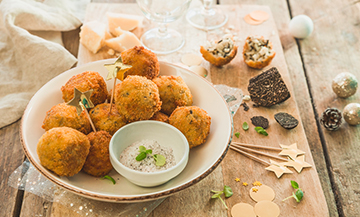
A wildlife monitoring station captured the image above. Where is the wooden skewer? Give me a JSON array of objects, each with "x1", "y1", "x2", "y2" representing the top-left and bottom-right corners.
[
  {"x1": 231, "y1": 142, "x2": 282, "y2": 151},
  {"x1": 230, "y1": 146, "x2": 270, "y2": 166},
  {"x1": 109, "y1": 79, "x2": 116, "y2": 113},
  {"x1": 84, "y1": 108, "x2": 96, "y2": 132},
  {"x1": 231, "y1": 144, "x2": 287, "y2": 162}
]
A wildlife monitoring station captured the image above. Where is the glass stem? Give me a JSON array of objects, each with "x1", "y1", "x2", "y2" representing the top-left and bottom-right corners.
[
  {"x1": 202, "y1": 0, "x2": 215, "y2": 16},
  {"x1": 203, "y1": 0, "x2": 213, "y2": 10},
  {"x1": 157, "y1": 23, "x2": 168, "y2": 37}
]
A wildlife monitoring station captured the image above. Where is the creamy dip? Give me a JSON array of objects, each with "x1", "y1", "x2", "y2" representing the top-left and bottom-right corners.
[{"x1": 119, "y1": 139, "x2": 176, "y2": 172}]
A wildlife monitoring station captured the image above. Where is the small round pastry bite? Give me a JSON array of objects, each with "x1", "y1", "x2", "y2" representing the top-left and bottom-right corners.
[
  {"x1": 61, "y1": 71, "x2": 107, "y2": 106},
  {"x1": 153, "y1": 76, "x2": 193, "y2": 115},
  {"x1": 114, "y1": 75, "x2": 161, "y2": 122},
  {"x1": 169, "y1": 106, "x2": 211, "y2": 148},
  {"x1": 243, "y1": 36, "x2": 275, "y2": 69},
  {"x1": 42, "y1": 103, "x2": 91, "y2": 135},
  {"x1": 37, "y1": 127, "x2": 90, "y2": 177},
  {"x1": 150, "y1": 111, "x2": 169, "y2": 123},
  {"x1": 89, "y1": 103, "x2": 127, "y2": 135},
  {"x1": 200, "y1": 35, "x2": 238, "y2": 67},
  {"x1": 82, "y1": 131, "x2": 113, "y2": 177},
  {"x1": 120, "y1": 46, "x2": 160, "y2": 80}
]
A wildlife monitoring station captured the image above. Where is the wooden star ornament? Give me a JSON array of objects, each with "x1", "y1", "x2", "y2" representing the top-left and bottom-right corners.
[
  {"x1": 278, "y1": 143, "x2": 305, "y2": 159},
  {"x1": 67, "y1": 88, "x2": 94, "y2": 115},
  {"x1": 284, "y1": 155, "x2": 312, "y2": 173},
  {"x1": 265, "y1": 160, "x2": 293, "y2": 178},
  {"x1": 67, "y1": 88, "x2": 96, "y2": 132},
  {"x1": 104, "y1": 56, "x2": 132, "y2": 81}
]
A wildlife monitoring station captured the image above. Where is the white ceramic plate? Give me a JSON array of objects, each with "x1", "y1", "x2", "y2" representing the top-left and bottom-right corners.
[{"x1": 21, "y1": 60, "x2": 232, "y2": 202}]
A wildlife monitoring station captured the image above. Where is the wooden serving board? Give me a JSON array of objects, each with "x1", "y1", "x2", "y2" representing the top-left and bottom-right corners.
[{"x1": 77, "y1": 3, "x2": 329, "y2": 216}]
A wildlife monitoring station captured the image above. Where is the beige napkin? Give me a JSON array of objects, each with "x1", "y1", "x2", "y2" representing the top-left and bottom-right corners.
[{"x1": 0, "y1": 0, "x2": 89, "y2": 128}]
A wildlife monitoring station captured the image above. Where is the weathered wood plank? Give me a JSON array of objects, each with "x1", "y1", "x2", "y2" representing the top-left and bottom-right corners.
[
  {"x1": 203, "y1": 4, "x2": 329, "y2": 216},
  {"x1": 221, "y1": 0, "x2": 338, "y2": 216},
  {"x1": 288, "y1": 0, "x2": 360, "y2": 216},
  {"x1": 0, "y1": 121, "x2": 25, "y2": 217}
]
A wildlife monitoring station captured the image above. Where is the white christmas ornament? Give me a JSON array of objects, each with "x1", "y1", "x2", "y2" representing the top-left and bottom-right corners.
[{"x1": 289, "y1": 15, "x2": 314, "y2": 39}]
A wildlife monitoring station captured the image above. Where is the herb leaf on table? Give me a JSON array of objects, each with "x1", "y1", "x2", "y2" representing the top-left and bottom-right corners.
[
  {"x1": 211, "y1": 185, "x2": 233, "y2": 209},
  {"x1": 255, "y1": 126, "x2": 268, "y2": 136},
  {"x1": 283, "y1": 180, "x2": 304, "y2": 203}
]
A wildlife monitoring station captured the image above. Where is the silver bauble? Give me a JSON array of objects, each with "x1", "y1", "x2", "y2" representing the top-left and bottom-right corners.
[
  {"x1": 332, "y1": 72, "x2": 358, "y2": 98},
  {"x1": 343, "y1": 103, "x2": 360, "y2": 126}
]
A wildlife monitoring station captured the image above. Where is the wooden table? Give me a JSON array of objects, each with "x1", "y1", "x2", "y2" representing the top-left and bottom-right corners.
[{"x1": 1, "y1": 0, "x2": 359, "y2": 216}]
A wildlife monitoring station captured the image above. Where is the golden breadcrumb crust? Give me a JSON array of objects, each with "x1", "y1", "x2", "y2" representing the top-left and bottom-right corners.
[
  {"x1": 37, "y1": 127, "x2": 90, "y2": 177},
  {"x1": 114, "y1": 75, "x2": 161, "y2": 122},
  {"x1": 61, "y1": 71, "x2": 107, "y2": 106},
  {"x1": 42, "y1": 103, "x2": 91, "y2": 135},
  {"x1": 153, "y1": 76, "x2": 193, "y2": 115},
  {"x1": 169, "y1": 106, "x2": 211, "y2": 148},
  {"x1": 82, "y1": 131, "x2": 113, "y2": 177}
]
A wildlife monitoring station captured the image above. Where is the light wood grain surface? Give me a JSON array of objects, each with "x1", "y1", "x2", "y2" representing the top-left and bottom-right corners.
[{"x1": 1, "y1": 0, "x2": 360, "y2": 216}]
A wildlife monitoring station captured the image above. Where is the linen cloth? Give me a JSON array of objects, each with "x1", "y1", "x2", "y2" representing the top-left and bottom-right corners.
[{"x1": 0, "y1": 0, "x2": 89, "y2": 128}]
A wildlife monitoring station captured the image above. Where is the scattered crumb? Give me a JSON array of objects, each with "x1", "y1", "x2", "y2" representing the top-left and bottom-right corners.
[
  {"x1": 241, "y1": 102, "x2": 249, "y2": 111},
  {"x1": 243, "y1": 95, "x2": 251, "y2": 101},
  {"x1": 107, "y1": 48, "x2": 115, "y2": 56}
]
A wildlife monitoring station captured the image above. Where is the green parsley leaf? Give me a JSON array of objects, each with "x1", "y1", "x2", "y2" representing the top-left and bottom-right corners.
[
  {"x1": 255, "y1": 127, "x2": 268, "y2": 136},
  {"x1": 138, "y1": 146, "x2": 146, "y2": 152},
  {"x1": 294, "y1": 189, "x2": 304, "y2": 202},
  {"x1": 211, "y1": 186, "x2": 232, "y2": 209},
  {"x1": 101, "y1": 175, "x2": 116, "y2": 185},
  {"x1": 223, "y1": 185, "x2": 233, "y2": 198},
  {"x1": 153, "y1": 154, "x2": 166, "y2": 167},
  {"x1": 242, "y1": 122, "x2": 249, "y2": 131},
  {"x1": 283, "y1": 181, "x2": 304, "y2": 203},
  {"x1": 146, "y1": 149, "x2": 152, "y2": 154},
  {"x1": 211, "y1": 193, "x2": 222, "y2": 199},
  {"x1": 234, "y1": 132, "x2": 240, "y2": 138},
  {"x1": 291, "y1": 180, "x2": 299, "y2": 189},
  {"x1": 136, "y1": 152, "x2": 147, "y2": 161}
]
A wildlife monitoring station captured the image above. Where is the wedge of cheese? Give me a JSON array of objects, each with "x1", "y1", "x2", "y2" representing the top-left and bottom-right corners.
[
  {"x1": 79, "y1": 20, "x2": 106, "y2": 54},
  {"x1": 104, "y1": 29, "x2": 113, "y2": 40},
  {"x1": 114, "y1": 27, "x2": 126, "y2": 37},
  {"x1": 107, "y1": 12, "x2": 143, "y2": 35},
  {"x1": 105, "y1": 31, "x2": 142, "y2": 52}
]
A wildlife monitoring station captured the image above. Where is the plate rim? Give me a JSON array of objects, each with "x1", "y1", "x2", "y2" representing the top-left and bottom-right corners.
[{"x1": 20, "y1": 60, "x2": 233, "y2": 202}]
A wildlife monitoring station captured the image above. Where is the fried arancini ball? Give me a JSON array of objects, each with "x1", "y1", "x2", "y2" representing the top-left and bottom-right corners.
[
  {"x1": 89, "y1": 103, "x2": 127, "y2": 135},
  {"x1": 200, "y1": 36, "x2": 238, "y2": 67},
  {"x1": 82, "y1": 131, "x2": 113, "y2": 177},
  {"x1": 120, "y1": 46, "x2": 160, "y2": 80},
  {"x1": 42, "y1": 103, "x2": 91, "y2": 134},
  {"x1": 115, "y1": 75, "x2": 161, "y2": 122},
  {"x1": 150, "y1": 111, "x2": 169, "y2": 123},
  {"x1": 169, "y1": 106, "x2": 211, "y2": 148},
  {"x1": 243, "y1": 36, "x2": 275, "y2": 69},
  {"x1": 37, "y1": 127, "x2": 90, "y2": 177},
  {"x1": 61, "y1": 71, "x2": 107, "y2": 106},
  {"x1": 153, "y1": 76, "x2": 193, "y2": 115}
]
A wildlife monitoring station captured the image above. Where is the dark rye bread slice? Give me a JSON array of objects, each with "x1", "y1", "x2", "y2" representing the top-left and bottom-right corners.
[{"x1": 248, "y1": 67, "x2": 290, "y2": 107}]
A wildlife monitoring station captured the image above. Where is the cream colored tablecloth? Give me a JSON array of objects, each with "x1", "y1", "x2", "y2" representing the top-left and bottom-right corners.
[{"x1": 0, "y1": 0, "x2": 89, "y2": 128}]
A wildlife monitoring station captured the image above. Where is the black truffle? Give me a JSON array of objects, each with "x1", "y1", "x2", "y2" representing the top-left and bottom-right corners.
[
  {"x1": 248, "y1": 67, "x2": 290, "y2": 107},
  {"x1": 274, "y1": 112, "x2": 299, "y2": 129},
  {"x1": 251, "y1": 116, "x2": 269, "y2": 129}
]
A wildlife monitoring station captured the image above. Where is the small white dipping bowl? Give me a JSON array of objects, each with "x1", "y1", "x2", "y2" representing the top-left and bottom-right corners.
[{"x1": 109, "y1": 120, "x2": 190, "y2": 187}]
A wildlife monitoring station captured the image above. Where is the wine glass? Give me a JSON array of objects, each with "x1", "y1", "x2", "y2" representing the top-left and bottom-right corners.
[
  {"x1": 186, "y1": 0, "x2": 228, "y2": 30},
  {"x1": 136, "y1": 0, "x2": 192, "y2": 55}
]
